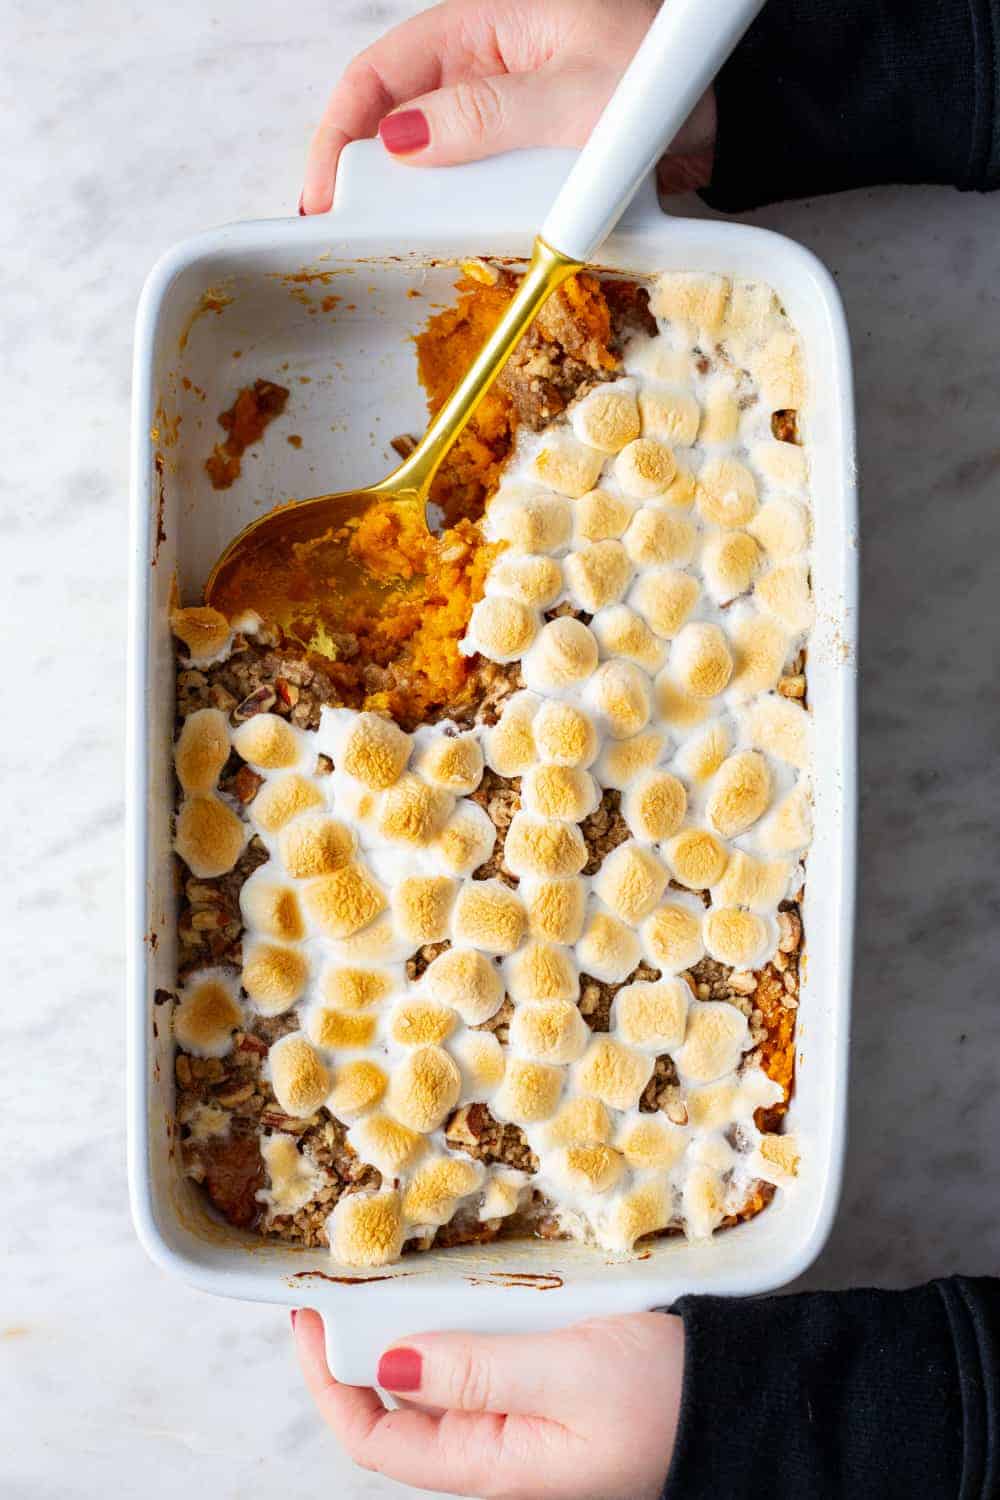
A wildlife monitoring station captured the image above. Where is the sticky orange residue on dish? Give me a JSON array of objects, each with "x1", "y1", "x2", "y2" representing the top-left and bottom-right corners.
[
  {"x1": 286, "y1": 434, "x2": 303, "y2": 449},
  {"x1": 204, "y1": 379, "x2": 290, "y2": 490},
  {"x1": 178, "y1": 288, "x2": 233, "y2": 352}
]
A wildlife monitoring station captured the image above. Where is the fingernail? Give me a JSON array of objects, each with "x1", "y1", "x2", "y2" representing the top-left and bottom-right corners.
[
  {"x1": 379, "y1": 109, "x2": 430, "y2": 156},
  {"x1": 377, "y1": 1346, "x2": 422, "y2": 1391},
  {"x1": 290, "y1": 1309, "x2": 298, "y2": 1330},
  {"x1": 297, "y1": 192, "x2": 306, "y2": 217}
]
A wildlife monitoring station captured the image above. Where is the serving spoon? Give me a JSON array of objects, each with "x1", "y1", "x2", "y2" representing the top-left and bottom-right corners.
[{"x1": 206, "y1": 0, "x2": 765, "y2": 645}]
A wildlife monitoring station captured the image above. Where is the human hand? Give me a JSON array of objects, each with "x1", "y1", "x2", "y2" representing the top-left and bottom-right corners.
[
  {"x1": 300, "y1": 0, "x2": 716, "y2": 213},
  {"x1": 291, "y1": 1306, "x2": 684, "y2": 1497}
]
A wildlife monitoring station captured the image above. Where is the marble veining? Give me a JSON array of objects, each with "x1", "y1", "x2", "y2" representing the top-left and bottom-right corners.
[{"x1": 3, "y1": 0, "x2": 999, "y2": 1494}]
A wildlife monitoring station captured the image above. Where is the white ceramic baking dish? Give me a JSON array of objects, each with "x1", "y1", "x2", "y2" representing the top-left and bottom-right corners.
[{"x1": 127, "y1": 141, "x2": 857, "y2": 1384}]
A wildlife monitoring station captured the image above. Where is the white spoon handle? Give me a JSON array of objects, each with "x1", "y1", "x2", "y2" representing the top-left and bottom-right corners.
[{"x1": 541, "y1": 0, "x2": 766, "y2": 262}]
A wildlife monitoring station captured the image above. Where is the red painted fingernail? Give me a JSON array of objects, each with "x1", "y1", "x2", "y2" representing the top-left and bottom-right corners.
[
  {"x1": 290, "y1": 1309, "x2": 298, "y2": 1329},
  {"x1": 377, "y1": 1346, "x2": 422, "y2": 1391},
  {"x1": 297, "y1": 192, "x2": 306, "y2": 217},
  {"x1": 379, "y1": 109, "x2": 430, "y2": 156}
]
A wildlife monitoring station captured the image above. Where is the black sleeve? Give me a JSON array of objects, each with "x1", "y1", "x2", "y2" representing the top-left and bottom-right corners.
[
  {"x1": 701, "y1": 0, "x2": 1000, "y2": 210},
  {"x1": 664, "y1": 1277, "x2": 1000, "y2": 1499}
]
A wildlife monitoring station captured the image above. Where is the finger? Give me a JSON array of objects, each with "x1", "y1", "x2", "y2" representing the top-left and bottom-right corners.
[
  {"x1": 292, "y1": 1310, "x2": 571, "y2": 1496},
  {"x1": 378, "y1": 65, "x2": 615, "y2": 167},
  {"x1": 301, "y1": 0, "x2": 509, "y2": 213}
]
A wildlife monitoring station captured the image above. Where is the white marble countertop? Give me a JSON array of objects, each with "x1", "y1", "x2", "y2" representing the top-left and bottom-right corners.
[{"x1": 4, "y1": 1, "x2": 999, "y2": 1494}]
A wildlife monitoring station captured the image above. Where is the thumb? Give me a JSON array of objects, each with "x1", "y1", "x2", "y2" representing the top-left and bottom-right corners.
[
  {"x1": 377, "y1": 1324, "x2": 595, "y2": 1415},
  {"x1": 377, "y1": 67, "x2": 614, "y2": 166}
]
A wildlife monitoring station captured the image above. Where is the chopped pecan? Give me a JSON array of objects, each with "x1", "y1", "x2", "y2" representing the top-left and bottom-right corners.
[
  {"x1": 233, "y1": 764, "x2": 263, "y2": 803},
  {"x1": 777, "y1": 909, "x2": 802, "y2": 953},
  {"x1": 213, "y1": 1080, "x2": 256, "y2": 1108},
  {"x1": 233, "y1": 685, "x2": 277, "y2": 721},
  {"x1": 275, "y1": 677, "x2": 300, "y2": 710}
]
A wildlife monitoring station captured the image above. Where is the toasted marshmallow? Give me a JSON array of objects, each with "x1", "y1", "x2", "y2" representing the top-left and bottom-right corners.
[
  {"x1": 570, "y1": 382, "x2": 641, "y2": 453},
  {"x1": 321, "y1": 965, "x2": 395, "y2": 1010},
  {"x1": 278, "y1": 815, "x2": 355, "y2": 878},
  {"x1": 170, "y1": 605, "x2": 232, "y2": 665},
  {"x1": 659, "y1": 467, "x2": 698, "y2": 510},
  {"x1": 595, "y1": 843, "x2": 668, "y2": 924},
  {"x1": 624, "y1": 337, "x2": 693, "y2": 386},
  {"x1": 387, "y1": 1045, "x2": 461, "y2": 1132},
  {"x1": 622, "y1": 507, "x2": 696, "y2": 570},
  {"x1": 232, "y1": 713, "x2": 301, "y2": 772},
  {"x1": 328, "y1": 1189, "x2": 404, "y2": 1268},
  {"x1": 435, "y1": 802, "x2": 497, "y2": 877},
  {"x1": 574, "y1": 487, "x2": 633, "y2": 543},
  {"x1": 257, "y1": 1134, "x2": 322, "y2": 1217},
  {"x1": 711, "y1": 851, "x2": 791, "y2": 912},
  {"x1": 750, "y1": 1132, "x2": 801, "y2": 1184},
  {"x1": 339, "y1": 713, "x2": 412, "y2": 790},
  {"x1": 302, "y1": 863, "x2": 386, "y2": 938},
  {"x1": 480, "y1": 1170, "x2": 526, "y2": 1220},
  {"x1": 630, "y1": 568, "x2": 700, "y2": 639},
  {"x1": 614, "y1": 977, "x2": 689, "y2": 1051},
  {"x1": 640, "y1": 900, "x2": 706, "y2": 973},
  {"x1": 531, "y1": 434, "x2": 605, "y2": 498},
  {"x1": 702, "y1": 530, "x2": 760, "y2": 602},
  {"x1": 415, "y1": 733, "x2": 484, "y2": 794},
  {"x1": 328, "y1": 912, "x2": 413, "y2": 965},
  {"x1": 743, "y1": 695, "x2": 811, "y2": 769},
  {"x1": 509, "y1": 999, "x2": 588, "y2": 1063},
  {"x1": 240, "y1": 876, "x2": 306, "y2": 942},
  {"x1": 504, "y1": 812, "x2": 588, "y2": 879},
  {"x1": 307, "y1": 1006, "x2": 377, "y2": 1050},
  {"x1": 175, "y1": 794, "x2": 246, "y2": 878},
  {"x1": 251, "y1": 773, "x2": 324, "y2": 833},
  {"x1": 524, "y1": 877, "x2": 587, "y2": 945},
  {"x1": 670, "y1": 623, "x2": 734, "y2": 699},
  {"x1": 378, "y1": 774, "x2": 453, "y2": 847},
  {"x1": 623, "y1": 770, "x2": 687, "y2": 843},
  {"x1": 269, "y1": 1033, "x2": 331, "y2": 1117},
  {"x1": 675, "y1": 1001, "x2": 749, "y2": 1083},
  {"x1": 683, "y1": 1164, "x2": 726, "y2": 1239},
  {"x1": 487, "y1": 488, "x2": 573, "y2": 553},
  {"x1": 392, "y1": 875, "x2": 457, "y2": 945},
  {"x1": 522, "y1": 763, "x2": 599, "y2": 822},
  {"x1": 485, "y1": 553, "x2": 562, "y2": 609},
  {"x1": 722, "y1": 279, "x2": 779, "y2": 342},
  {"x1": 686, "y1": 1079, "x2": 739, "y2": 1130},
  {"x1": 750, "y1": 440, "x2": 808, "y2": 489},
  {"x1": 242, "y1": 941, "x2": 309, "y2": 1015},
  {"x1": 756, "y1": 787, "x2": 813, "y2": 855},
  {"x1": 326, "y1": 1060, "x2": 387, "y2": 1121},
  {"x1": 175, "y1": 709, "x2": 230, "y2": 794},
  {"x1": 665, "y1": 828, "x2": 730, "y2": 890},
  {"x1": 650, "y1": 271, "x2": 729, "y2": 331},
  {"x1": 464, "y1": 594, "x2": 539, "y2": 663},
  {"x1": 505, "y1": 940, "x2": 578, "y2": 1004},
  {"x1": 550, "y1": 1144, "x2": 625, "y2": 1196},
  {"x1": 422, "y1": 946, "x2": 505, "y2": 1024},
  {"x1": 754, "y1": 561, "x2": 814, "y2": 632},
  {"x1": 585, "y1": 660, "x2": 652, "y2": 740},
  {"x1": 576, "y1": 910, "x2": 642, "y2": 984},
  {"x1": 494, "y1": 1058, "x2": 564, "y2": 1124},
  {"x1": 591, "y1": 604, "x2": 666, "y2": 673},
  {"x1": 727, "y1": 612, "x2": 789, "y2": 701},
  {"x1": 697, "y1": 458, "x2": 758, "y2": 529},
  {"x1": 637, "y1": 389, "x2": 700, "y2": 446},
  {"x1": 699, "y1": 384, "x2": 740, "y2": 444},
  {"x1": 452, "y1": 879, "x2": 527, "y2": 954},
  {"x1": 389, "y1": 997, "x2": 457, "y2": 1048},
  {"x1": 756, "y1": 330, "x2": 806, "y2": 408},
  {"x1": 596, "y1": 728, "x2": 668, "y2": 790},
  {"x1": 654, "y1": 672, "x2": 710, "y2": 732},
  {"x1": 532, "y1": 700, "x2": 598, "y2": 768},
  {"x1": 703, "y1": 907, "x2": 771, "y2": 968},
  {"x1": 600, "y1": 1179, "x2": 672, "y2": 1253},
  {"x1": 748, "y1": 496, "x2": 810, "y2": 559},
  {"x1": 707, "y1": 751, "x2": 772, "y2": 837},
  {"x1": 484, "y1": 691, "x2": 539, "y2": 776},
  {"x1": 615, "y1": 1114, "x2": 687, "y2": 1170},
  {"x1": 173, "y1": 974, "x2": 242, "y2": 1057},
  {"x1": 522, "y1": 617, "x2": 599, "y2": 695},
  {"x1": 673, "y1": 719, "x2": 732, "y2": 785},
  {"x1": 349, "y1": 1114, "x2": 425, "y2": 1176},
  {"x1": 563, "y1": 540, "x2": 632, "y2": 612},
  {"x1": 402, "y1": 1156, "x2": 484, "y2": 1227},
  {"x1": 614, "y1": 438, "x2": 677, "y2": 498},
  {"x1": 452, "y1": 1030, "x2": 506, "y2": 1096},
  {"x1": 542, "y1": 1096, "x2": 612, "y2": 1147},
  {"x1": 576, "y1": 1038, "x2": 654, "y2": 1111}
]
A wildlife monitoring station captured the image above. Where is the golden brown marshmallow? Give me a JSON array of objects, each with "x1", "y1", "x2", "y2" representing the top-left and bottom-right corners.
[
  {"x1": 505, "y1": 940, "x2": 577, "y2": 1004},
  {"x1": 487, "y1": 489, "x2": 573, "y2": 553},
  {"x1": 594, "y1": 842, "x2": 668, "y2": 924},
  {"x1": 326, "y1": 1060, "x2": 387, "y2": 1121},
  {"x1": 302, "y1": 863, "x2": 386, "y2": 939},
  {"x1": 563, "y1": 540, "x2": 632, "y2": 612},
  {"x1": 754, "y1": 561, "x2": 814, "y2": 632},
  {"x1": 703, "y1": 907, "x2": 771, "y2": 968},
  {"x1": 278, "y1": 815, "x2": 355, "y2": 878},
  {"x1": 640, "y1": 901, "x2": 705, "y2": 973},
  {"x1": 574, "y1": 487, "x2": 633, "y2": 543},
  {"x1": 422, "y1": 946, "x2": 505, "y2": 1024},
  {"x1": 503, "y1": 813, "x2": 588, "y2": 879},
  {"x1": 175, "y1": 794, "x2": 246, "y2": 878},
  {"x1": 702, "y1": 530, "x2": 760, "y2": 603},
  {"x1": 631, "y1": 567, "x2": 700, "y2": 639},
  {"x1": 451, "y1": 879, "x2": 527, "y2": 954},
  {"x1": 650, "y1": 271, "x2": 729, "y2": 330},
  {"x1": 521, "y1": 763, "x2": 599, "y2": 822},
  {"x1": 169, "y1": 605, "x2": 231, "y2": 664},
  {"x1": 591, "y1": 605, "x2": 666, "y2": 673},
  {"x1": 586, "y1": 659, "x2": 652, "y2": 739},
  {"x1": 389, "y1": 997, "x2": 457, "y2": 1048},
  {"x1": 485, "y1": 553, "x2": 563, "y2": 609},
  {"x1": 670, "y1": 622, "x2": 734, "y2": 699},
  {"x1": 232, "y1": 713, "x2": 300, "y2": 772},
  {"x1": 522, "y1": 617, "x2": 599, "y2": 694},
  {"x1": 665, "y1": 828, "x2": 730, "y2": 890},
  {"x1": 697, "y1": 458, "x2": 758, "y2": 529},
  {"x1": 466, "y1": 594, "x2": 539, "y2": 662},
  {"x1": 175, "y1": 709, "x2": 230, "y2": 794},
  {"x1": 707, "y1": 751, "x2": 772, "y2": 838},
  {"x1": 387, "y1": 1045, "x2": 461, "y2": 1133},
  {"x1": 484, "y1": 691, "x2": 539, "y2": 776},
  {"x1": 269, "y1": 1033, "x2": 332, "y2": 1117},
  {"x1": 637, "y1": 389, "x2": 700, "y2": 446},
  {"x1": 623, "y1": 507, "x2": 697, "y2": 569},
  {"x1": 550, "y1": 1144, "x2": 625, "y2": 1195},
  {"x1": 614, "y1": 437, "x2": 677, "y2": 498},
  {"x1": 402, "y1": 1157, "x2": 483, "y2": 1227},
  {"x1": 251, "y1": 773, "x2": 324, "y2": 833},
  {"x1": 494, "y1": 1058, "x2": 564, "y2": 1125},
  {"x1": 525, "y1": 878, "x2": 587, "y2": 945},
  {"x1": 378, "y1": 774, "x2": 453, "y2": 847},
  {"x1": 349, "y1": 1115, "x2": 425, "y2": 1177},
  {"x1": 307, "y1": 1007, "x2": 377, "y2": 1050},
  {"x1": 615, "y1": 1115, "x2": 686, "y2": 1170},
  {"x1": 570, "y1": 383, "x2": 641, "y2": 453},
  {"x1": 340, "y1": 713, "x2": 412, "y2": 790},
  {"x1": 173, "y1": 976, "x2": 242, "y2": 1058},
  {"x1": 675, "y1": 1000, "x2": 749, "y2": 1083},
  {"x1": 623, "y1": 769, "x2": 687, "y2": 843},
  {"x1": 392, "y1": 875, "x2": 457, "y2": 944},
  {"x1": 531, "y1": 700, "x2": 598, "y2": 767},
  {"x1": 575, "y1": 1037, "x2": 653, "y2": 1111},
  {"x1": 328, "y1": 1190, "x2": 404, "y2": 1268},
  {"x1": 241, "y1": 941, "x2": 309, "y2": 1015},
  {"x1": 509, "y1": 999, "x2": 588, "y2": 1064},
  {"x1": 531, "y1": 434, "x2": 605, "y2": 498},
  {"x1": 576, "y1": 910, "x2": 642, "y2": 984},
  {"x1": 415, "y1": 733, "x2": 484, "y2": 795},
  {"x1": 240, "y1": 877, "x2": 306, "y2": 942},
  {"x1": 614, "y1": 977, "x2": 689, "y2": 1050}
]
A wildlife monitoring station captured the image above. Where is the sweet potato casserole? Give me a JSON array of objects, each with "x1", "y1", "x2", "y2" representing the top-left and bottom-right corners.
[{"x1": 166, "y1": 265, "x2": 810, "y2": 1267}]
